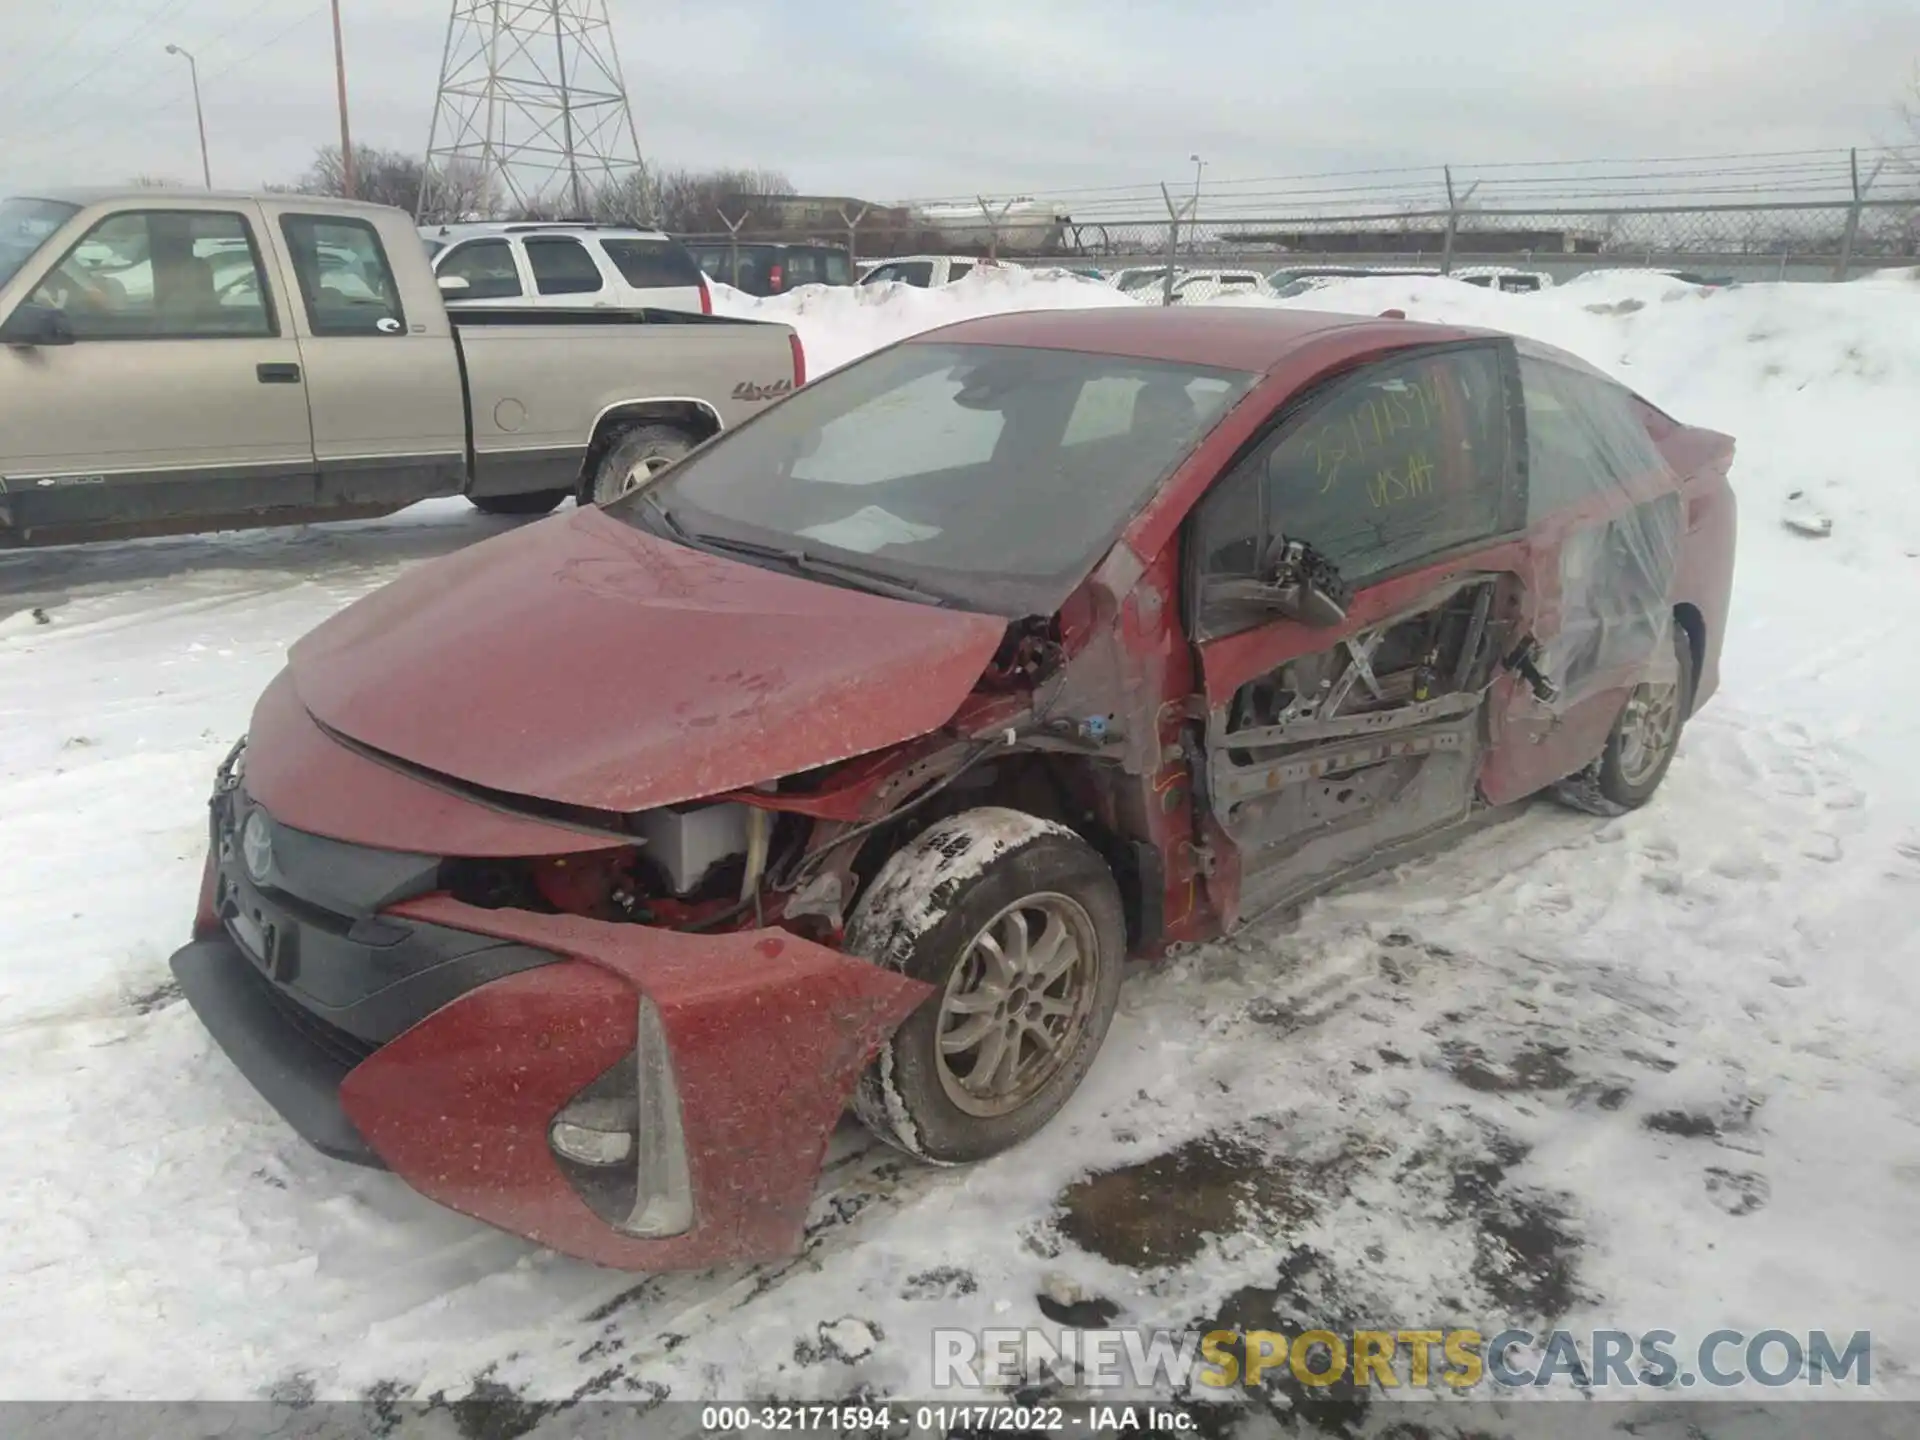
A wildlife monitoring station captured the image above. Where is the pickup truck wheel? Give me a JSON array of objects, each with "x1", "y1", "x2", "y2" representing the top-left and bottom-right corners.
[
  {"x1": 847, "y1": 809, "x2": 1125, "y2": 1165},
  {"x1": 1549, "y1": 622, "x2": 1694, "y2": 816},
  {"x1": 588, "y1": 423, "x2": 696, "y2": 506},
  {"x1": 469, "y1": 490, "x2": 569, "y2": 516}
]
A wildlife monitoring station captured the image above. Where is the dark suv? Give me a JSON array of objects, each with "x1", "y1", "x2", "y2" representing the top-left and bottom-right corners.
[{"x1": 684, "y1": 241, "x2": 853, "y2": 297}]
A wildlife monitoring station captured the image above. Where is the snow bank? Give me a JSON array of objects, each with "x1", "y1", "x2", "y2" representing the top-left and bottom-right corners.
[{"x1": 709, "y1": 265, "x2": 1134, "y2": 376}]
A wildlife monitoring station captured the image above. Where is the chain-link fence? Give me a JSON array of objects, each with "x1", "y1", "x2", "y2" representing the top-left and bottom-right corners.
[{"x1": 669, "y1": 147, "x2": 1920, "y2": 299}]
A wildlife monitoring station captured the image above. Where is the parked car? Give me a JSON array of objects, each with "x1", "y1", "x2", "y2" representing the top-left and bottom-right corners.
[
  {"x1": 420, "y1": 221, "x2": 711, "y2": 316},
  {"x1": 1108, "y1": 265, "x2": 1176, "y2": 294},
  {"x1": 0, "y1": 190, "x2": 802, "y2": 546},
  {"x1": 1267, "y1": 266, "x2": 1442, "y2": 297},
  {"x1": 1168, "y1": 270, "x2": 1276, "y2": 304},
  {"x1": 1453, "y1": 265, "x2": 1554, "y2": 293},
  {"x1": 858, "y1": 255, "x2": 990, "y2": 287},
  {"x1": 170, "y1": 305, "x2": 1735, "y2": 1269},
  {"x1": 683, "y1": 241, "x2": 854, "y2": 297}
]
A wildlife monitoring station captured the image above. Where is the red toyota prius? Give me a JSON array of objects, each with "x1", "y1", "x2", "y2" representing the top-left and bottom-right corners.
[{"x1": 172, "y1": 306, "x2": 1736, "y2": 1269}]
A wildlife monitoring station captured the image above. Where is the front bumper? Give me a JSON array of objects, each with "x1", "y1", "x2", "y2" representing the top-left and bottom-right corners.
[
  {"x1": 172, "y1": 937, "x2": 383, "y2": 1166},
  {"x1": 176, "y1": 874, "x2": 931, "y2": 1269}
]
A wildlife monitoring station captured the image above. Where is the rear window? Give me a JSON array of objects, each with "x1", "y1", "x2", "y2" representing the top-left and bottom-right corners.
[
  {"x1": 600, "y1": 238, "x2": 702, "y2": 289},
  {"x1": 778, "y1": 249, "x2": 853, "y2": 286},
  {"x1": 866, "y1": 260, "x2": 934, "y2": 287}
]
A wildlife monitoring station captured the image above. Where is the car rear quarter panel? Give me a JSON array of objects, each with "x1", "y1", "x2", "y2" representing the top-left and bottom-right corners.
[{"x1": 1666, "y1": 428, "x2": 1738, "y2": 710}]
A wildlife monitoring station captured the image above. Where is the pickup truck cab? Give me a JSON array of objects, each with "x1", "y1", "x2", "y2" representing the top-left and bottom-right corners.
[
  {"x1": 0, "y1": 190, "x2": 801, "y2": 547},
  {"x1": 858, "y1": 255, "x2": 991, "y2": 288}
]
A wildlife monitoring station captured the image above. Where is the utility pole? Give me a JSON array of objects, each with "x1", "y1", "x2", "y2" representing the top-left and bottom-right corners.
[
  {"x1": 164, "y1": 44, "x2": 211, "y2": 189},
  {"x1": 331, "y1": 0, "x2": 356, "y2": 199}
]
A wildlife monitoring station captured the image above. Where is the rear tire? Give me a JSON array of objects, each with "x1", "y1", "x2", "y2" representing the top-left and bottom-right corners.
[
  {"x1": 586, "y1": 423, "x2": 697, "y2": 507},
  {"x1": 469, "y1": 489, "x2": 568, "y2": 517},
  {"x1": 847, "y1": 809, "x2": 1126, "y2": 1165},
  {"x1": 1549, "y1": 622, "x2": 1695, "y2": 816}
]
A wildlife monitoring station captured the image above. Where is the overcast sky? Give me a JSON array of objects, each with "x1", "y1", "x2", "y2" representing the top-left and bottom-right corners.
[{"x1": 1, "y1": 0, "x2": 1915, "y2": 205}]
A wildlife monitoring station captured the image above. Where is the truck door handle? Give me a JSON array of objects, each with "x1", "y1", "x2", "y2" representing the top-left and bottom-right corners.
[{"x1": 257, "y1": 363, "x2": 302, "y2": 384}]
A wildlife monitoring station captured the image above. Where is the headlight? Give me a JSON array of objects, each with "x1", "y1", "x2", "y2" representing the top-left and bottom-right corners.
[{"x1": 548, "y1": 994, "x2": 694, "y2": 1238}]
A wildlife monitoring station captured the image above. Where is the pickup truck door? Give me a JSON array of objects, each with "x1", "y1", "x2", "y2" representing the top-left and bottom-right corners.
[
  {"x1": 259, "y1": 206, "x2": 466, "y2": 511},
  {"x1": 1184, "y1": 341, "x2": 1531, "y2": 927},
  {"x1": 0, "y1": 200, "x2": 316, "y2": 538}
]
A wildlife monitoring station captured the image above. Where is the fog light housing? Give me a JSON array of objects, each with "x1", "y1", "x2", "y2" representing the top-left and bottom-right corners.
[{"x1": 547, "y1": 995, "x2": 694, "y2": 1238}]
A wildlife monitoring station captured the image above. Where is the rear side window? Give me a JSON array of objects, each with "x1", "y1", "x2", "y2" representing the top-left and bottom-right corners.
[
  {"x1": 1520, "y1": 354, "x2": 1668, "y2": 520},
  {"x1": 949, "y1": 261, "x2": 974, "y2": 281},
  {"x1": 524, "y1": 237, "x2": 604, "y2": 295},
  {"x1": 1194, "y1": 344, "x2": 1519, "y2": 635},
  {"x1": 600, "y1": 238, "x2": 702, "y2": 288},
  {"x1": 279, "y1": 214, "x2": 405, "y2": 337},
  {"x1": 1517, "y1": 351, "x2": 1681, "y2": 688},
  {"x1": 437, "y1": 238, "x2": 522, "y2": 300}
]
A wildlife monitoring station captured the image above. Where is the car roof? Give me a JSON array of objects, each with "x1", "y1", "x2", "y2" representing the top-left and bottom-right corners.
[
  {"x1": 420, "y1": 221, "x2": 673, "y2": 241},
  {"x1": 912, "y1": 306, "x2": 1491, "y2": 373},
  {"x1": 27, "y1": 186, "x2": 398, "y2": 216}
]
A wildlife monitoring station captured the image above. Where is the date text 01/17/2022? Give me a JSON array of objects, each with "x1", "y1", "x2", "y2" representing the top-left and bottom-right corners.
[{"x1": 700, "y1": 1403, "x2": 1197, "y2": 1432}]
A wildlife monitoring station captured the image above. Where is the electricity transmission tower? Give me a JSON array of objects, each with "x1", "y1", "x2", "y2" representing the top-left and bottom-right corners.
[{"x1": 419, "y1": 0, "x2": 648, "y2": 222}]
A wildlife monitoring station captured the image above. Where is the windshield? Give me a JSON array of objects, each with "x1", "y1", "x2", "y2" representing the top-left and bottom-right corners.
[
  {"x1": 0, "y1": 197, "x2": 79, "y2": 290},
  {"x1": 620, "y1": 341, "x2": 1254, "y2": 616}
]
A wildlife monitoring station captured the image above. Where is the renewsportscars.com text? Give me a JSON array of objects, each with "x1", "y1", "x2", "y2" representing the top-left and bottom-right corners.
[{"x1": 933, "y1": 1327, "x2": 1873, "y2": 1392}]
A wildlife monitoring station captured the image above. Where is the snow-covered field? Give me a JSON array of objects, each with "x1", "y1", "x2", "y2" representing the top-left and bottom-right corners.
[{"x1": 4, "y1": 266, "x2": 1919, "y2": 1420}]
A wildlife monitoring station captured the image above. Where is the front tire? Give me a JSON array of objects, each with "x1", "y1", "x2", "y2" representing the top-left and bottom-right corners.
[
  {"x1": 469, "y1": 489, "x2": 569, "y2": 516},
  {"x1": 1549, "y1": 621, "x2": 1695, "y2": 816},
  {"x1": 847, "y1": 809, "x2": 1126, "y2": 1164},
  {"x1": 586, "y1": 423, "x2": 697, "y2": 507}
]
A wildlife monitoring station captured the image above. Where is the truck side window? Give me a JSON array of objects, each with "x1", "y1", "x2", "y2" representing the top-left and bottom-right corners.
[
  {"x1": 27, "y1": 209, "x2": 274, "y2": 341},
  {"x1": 524, "y1": 237, "x2": 604, "y2": 296},
  {"x1": 279, "y1": 215, "x2": 406, "y2": 337},
  {"x1": 437, "y1": 238, "x2": 522, "y2": 300}
]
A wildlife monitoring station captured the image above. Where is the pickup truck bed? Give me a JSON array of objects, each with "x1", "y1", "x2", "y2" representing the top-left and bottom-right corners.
[{"x1": 0, "y1": 188, "x2": 803, "y2": 548}]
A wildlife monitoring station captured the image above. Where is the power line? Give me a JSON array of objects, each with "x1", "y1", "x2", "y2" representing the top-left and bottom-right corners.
[
  {"x1": 0, "y1": 0, "x2": 200, "y2": 129},
  {"x1": 15, "y1": 3, "x2": 331, "y2": 171},
  {"x1": 0, "y1": 10, "x2": 104, "y2": 94}
]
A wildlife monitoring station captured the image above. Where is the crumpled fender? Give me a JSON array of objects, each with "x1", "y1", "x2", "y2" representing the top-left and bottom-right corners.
[{"x1": 339, "y1": 896, "x2": 932, "y2": 1270}]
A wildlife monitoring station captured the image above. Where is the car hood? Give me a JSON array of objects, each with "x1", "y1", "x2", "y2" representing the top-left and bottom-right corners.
[{"x1": 288, "y1": 506, "x2": 1008, "y2": 815}]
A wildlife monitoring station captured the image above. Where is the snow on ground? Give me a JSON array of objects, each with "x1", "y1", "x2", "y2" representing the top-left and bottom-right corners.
[{"x1": 3, "y1": 270, "x2": 1920, "y2": 1421}]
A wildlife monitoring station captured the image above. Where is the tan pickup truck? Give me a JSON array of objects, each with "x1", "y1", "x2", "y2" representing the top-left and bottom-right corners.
[{"x1": 0, "y1": 189, "x2": 805, "y2": 547}]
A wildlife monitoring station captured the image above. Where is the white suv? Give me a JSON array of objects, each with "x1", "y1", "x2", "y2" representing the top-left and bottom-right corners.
[{"x1": 420, "y1": 222, "x2": 711, "y2": 315}]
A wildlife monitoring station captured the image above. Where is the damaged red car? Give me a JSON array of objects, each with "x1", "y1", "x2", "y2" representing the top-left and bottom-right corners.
[{"x1": 172, "y1": 306, "x2": 1736, "y2": 1269}]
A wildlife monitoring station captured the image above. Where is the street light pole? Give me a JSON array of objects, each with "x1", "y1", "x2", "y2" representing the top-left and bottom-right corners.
[
  {"x1": 331, "y1": 0, "x2": 356, "y2": 200},
  {"x1": 165, "y1": 44, "x2": 211, "y2": 189}
]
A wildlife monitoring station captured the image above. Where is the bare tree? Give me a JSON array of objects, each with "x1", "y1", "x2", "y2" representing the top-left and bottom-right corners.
[
  {"x1": 651, "y1": 166, "x2": 795, "y2": 233},
  {"x1": 291, "y1": 144, "x2": 427, "y2": 213}
]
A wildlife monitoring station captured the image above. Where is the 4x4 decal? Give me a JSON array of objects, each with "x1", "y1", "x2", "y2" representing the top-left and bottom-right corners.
[{"x1": 732, "y1": 379, "x2": 794, "y2": 403}]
